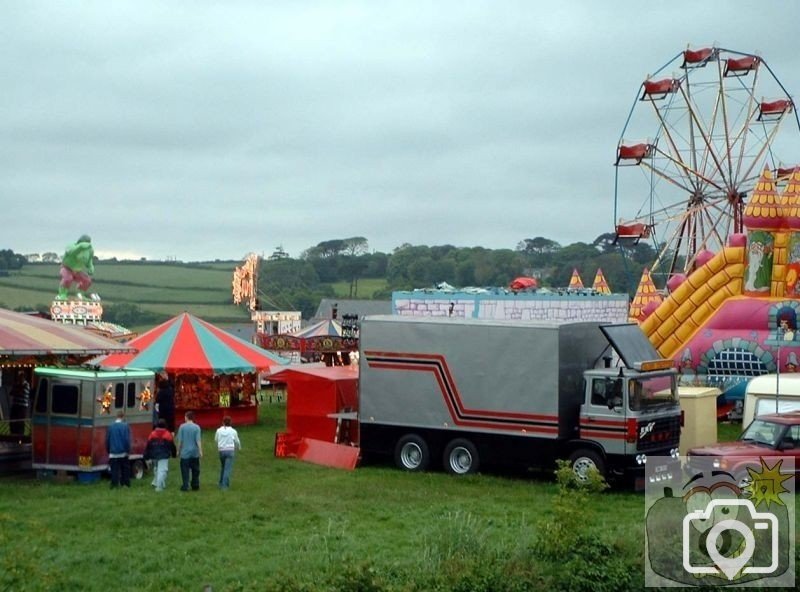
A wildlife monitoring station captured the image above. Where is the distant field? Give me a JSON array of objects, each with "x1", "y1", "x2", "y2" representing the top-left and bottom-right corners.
[
  {"x1": 0, "y1": 263, "x2": 386, "y2": 329},
  {"x1": 0, "y1": 263, "x2": 249, "y2": 326},
  {"x1": 330, "y1": 278, "x2": 388, "y2": 298}
]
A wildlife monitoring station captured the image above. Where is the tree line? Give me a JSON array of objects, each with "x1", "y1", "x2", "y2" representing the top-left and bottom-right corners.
[
  {"x1": 256, "y1": 235, "x2": 659, "y2": 317},
  {"x1": 1, "y1": 236, "x2": 660, "y2": 321}
]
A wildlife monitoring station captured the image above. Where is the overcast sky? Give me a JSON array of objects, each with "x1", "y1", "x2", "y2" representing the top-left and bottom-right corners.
[{"x1": 3, "y1": 1, "x2": 800, "y2": 261}]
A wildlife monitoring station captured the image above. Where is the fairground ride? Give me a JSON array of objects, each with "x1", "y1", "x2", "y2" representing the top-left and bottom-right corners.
[{"x1": 614, "y1": 46, "x2": 800, "y2": 286}]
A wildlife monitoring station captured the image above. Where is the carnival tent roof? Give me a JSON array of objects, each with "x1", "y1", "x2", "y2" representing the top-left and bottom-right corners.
[
  {"x1": 260, "y1": 318, "x2": 359, "y2": 354},
  {"x1": 0, "y1": 308, "x2": 135, "y2": 357},
  {"x1": 293, "y1": 319, "x2": 344, "y2": 339},
  {"x1": 97, "y1": 312, "x2": 290, "y2": 374}
]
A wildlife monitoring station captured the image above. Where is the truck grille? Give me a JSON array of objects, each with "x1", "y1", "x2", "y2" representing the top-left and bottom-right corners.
[{"x1": 637, "y1": 415, "x2": 681, "y2": 452}]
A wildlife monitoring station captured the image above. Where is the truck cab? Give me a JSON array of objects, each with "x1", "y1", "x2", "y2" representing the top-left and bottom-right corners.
[{"x1": 573, "y1": 324, "x2": 681, "y2": 487}]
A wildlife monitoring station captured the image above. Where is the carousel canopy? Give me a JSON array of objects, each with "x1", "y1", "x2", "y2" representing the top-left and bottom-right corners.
[
  {"x1": 0, "y1": 308, "x2": 135, "y2": 357},
  {"x1": 293, "y1": 319, "x2": 344, "y2": 339},
  {"x1": 260, "y1": 319, "x2": 358, "y2": 354},
  {"x1": 97, "y1": 312, "x2": 290, "y2": 374}
]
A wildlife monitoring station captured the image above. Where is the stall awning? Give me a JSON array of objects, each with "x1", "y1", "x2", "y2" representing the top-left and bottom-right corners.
[
  {"x1": 0, "y1": 308, "x2": 135, "y2": 357},
  {"x1": 97, "y1": 312, "x2": 290, "y2": 374}
]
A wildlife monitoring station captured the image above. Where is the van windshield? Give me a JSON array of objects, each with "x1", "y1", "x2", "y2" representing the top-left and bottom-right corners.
[{"x1": 629, "y1": 374, "x2": 677, "y2": 411}]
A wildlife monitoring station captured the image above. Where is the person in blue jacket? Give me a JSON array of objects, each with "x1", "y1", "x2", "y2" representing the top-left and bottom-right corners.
[{"x1": 106, "y1": 410, "x2": 132, "y2": 488}]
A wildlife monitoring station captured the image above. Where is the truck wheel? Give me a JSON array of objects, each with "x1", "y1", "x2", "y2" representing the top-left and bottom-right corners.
[
  {"x1": 569, "y1": 449, "x2": 605, "y2": 483},
  {"x1": 130, "y1": 459, "x2": 146, "y2": 480},
  {"x1": 394, "y1": 434, "x2": 430, "y2": 472},
  {"x1": 443, "y1": 439, "x2": 480, "y2": 475}
]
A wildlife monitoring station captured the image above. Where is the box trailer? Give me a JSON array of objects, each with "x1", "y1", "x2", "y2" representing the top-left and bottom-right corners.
[
  {"x1": 32, "y1": 367, "x2": 155, "y2": 479},
  {"x1": 357, "y1": 316, "x2": 681, "y2": 486}
]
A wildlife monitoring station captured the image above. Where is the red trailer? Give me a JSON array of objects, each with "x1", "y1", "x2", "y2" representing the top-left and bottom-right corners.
[{"x1": 32, "y1": 367, "x2": 155, "y2": 479}]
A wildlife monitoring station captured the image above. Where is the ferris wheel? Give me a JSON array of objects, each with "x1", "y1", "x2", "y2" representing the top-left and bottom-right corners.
[{"x1": 613, "y1": 46, "x2": 800, "y2": 282}]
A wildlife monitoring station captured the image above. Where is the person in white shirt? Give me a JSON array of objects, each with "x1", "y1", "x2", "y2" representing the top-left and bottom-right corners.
[{"x1": 214, "y1": 416, "x2": 241, "y2": 490}]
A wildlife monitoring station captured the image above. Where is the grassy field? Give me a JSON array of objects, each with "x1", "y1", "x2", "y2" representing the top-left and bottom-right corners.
[
  {"x1": 2, "y1": 408, "x2": 798, "y2": 591},
  {"x1": 0, "y1": 263, "x2": 255, "y2": 329},
  {"x1": 0, "y1": 264, "x2": 390, "y2": 330},
  {"x1": 329, "y1": 278, "x2": 388, "y2": 299},
  {"x1": 0, "y1": 404, "x2": 647, "y2": 592}
]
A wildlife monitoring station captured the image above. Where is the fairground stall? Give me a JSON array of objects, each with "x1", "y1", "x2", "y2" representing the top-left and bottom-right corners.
[
  {"x1": 0, "y1": 307, "x2": 135, "y2": 472},
  {"x1": 97, "y1": 313, "x2": 289, "y2": 429},
  {"x1": 268, "y1": 364, "x2": 359, "y2": 469}
]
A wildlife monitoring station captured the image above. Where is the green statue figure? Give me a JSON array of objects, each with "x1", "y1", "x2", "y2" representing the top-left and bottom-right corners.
[{"x1": 57, "y1": 234, "x2": 95, "y2": 300}]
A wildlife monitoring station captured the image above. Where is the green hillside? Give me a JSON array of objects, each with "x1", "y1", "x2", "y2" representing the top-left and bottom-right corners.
[{"x1": 0, "y1": 262, "x2": 250, "y2": 329}]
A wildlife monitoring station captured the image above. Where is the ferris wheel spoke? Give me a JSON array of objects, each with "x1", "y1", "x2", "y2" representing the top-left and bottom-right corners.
[
  {"x1": 736, "y1": 118, "x2": 788, "y2": 186},
  {"x1": 678, "y1": 84, "x2": 732, "y2": 191},
  {"x1": 732, "y1": 67, "x2": 762, "y2": 184},
  {"x1": 646, "y1": 149, "x2": 726, "y2": 193},
  {"x1": 649, "y1": 99, "x2": 698, "y2": 192},
  {"x1": 698, "y1": 202, "x2": 731, "y2": 250}
]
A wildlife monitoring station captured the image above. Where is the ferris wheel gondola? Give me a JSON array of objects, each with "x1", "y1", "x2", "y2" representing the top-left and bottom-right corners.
[{"x1": 613, "y1": 46, "x2": 800, "y2": 284}]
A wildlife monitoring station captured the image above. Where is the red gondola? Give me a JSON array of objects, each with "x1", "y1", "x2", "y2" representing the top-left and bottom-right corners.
[
  {"x1": 758, "y1": 98, "x2": 793, "y2": 122},
  {"x1": 616, "y1": 142, "x2": 653, "y2": 165},
  {"x1": 776, "y1": 165, "x2": 800, "y2": 179},
  {"x1": 641, "y1": 78, "x2": 680, "y2": 100},
  {"x1": 615, "y1": 222, "x2": 651, "y2": 244},
  {"x1": 681, "y1": 47, "x2": 716, "y2": 69},
  {"x1": 724, "y1": 55, "x2": 759, "y2": 77}
]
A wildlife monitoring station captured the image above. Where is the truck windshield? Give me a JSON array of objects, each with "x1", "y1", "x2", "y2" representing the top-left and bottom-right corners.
[
  {"x1": 628, "y1": 374, "x2": 677, "y2": 411},
  {"x1": 740, "y1": 419, "x2": 783, "y2": 448}
]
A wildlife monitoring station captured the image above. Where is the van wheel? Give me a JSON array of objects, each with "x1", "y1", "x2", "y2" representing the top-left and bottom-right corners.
[
  {"x1": 394, "y1": 435, "x2": 430, "y2": 472},
  {"x1": 444, "y1": 439, "x2": 480, "y2": 475},
  {"x1": 130, "y1": 459, "x2": 146, "y2": 480},
  {"x1": 569, "y1": 449, "x2": 605, "y2": 483}
]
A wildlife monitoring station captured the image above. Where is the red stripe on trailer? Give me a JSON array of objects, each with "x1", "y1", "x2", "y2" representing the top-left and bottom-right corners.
[
  {"x1": 365, "y1": 353, "x2": 561, "y2": 431},
  {"x1": 454, "y1": 421, "x2": 559, "y2": 434},
  {"x1": 579, "y1": 429, "x2": 627, "y2": 440},
  {"x1": 366, "y1": 356, "x2": 560, "y2": 423}
]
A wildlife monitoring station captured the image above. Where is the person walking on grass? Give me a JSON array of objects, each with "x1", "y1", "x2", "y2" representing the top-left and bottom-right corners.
[
  {"x1": 155, "y1": 376, "x2": 176, "y2": 432},
  {"x1": 214, "y1": 416, "x2": 241, "y2": 490},
  {"x1": 176, "y1": 410, "x2": 202, "y2": 491},
  {"x1": 106, "y1": 410, "x2": 131, "y2": 488},
  {"x1": 144, "y1": 419, "x2": 176, "y2": 491}
]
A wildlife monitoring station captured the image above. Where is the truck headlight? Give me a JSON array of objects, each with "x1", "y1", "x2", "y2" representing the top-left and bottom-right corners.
[{"x1": 712, "y1": 459, "x2": 721, "y2": 469}]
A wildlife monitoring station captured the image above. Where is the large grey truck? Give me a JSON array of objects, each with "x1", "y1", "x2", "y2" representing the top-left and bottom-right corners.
[{"x1": 357, "y1": 316, "x2": 681, "y2": 487}]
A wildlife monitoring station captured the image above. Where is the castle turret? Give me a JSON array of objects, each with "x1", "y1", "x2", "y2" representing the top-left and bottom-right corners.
[
  {"x1": 743, "y1": 166, "x2": 782, "y2": 229},
  {"x1": 568, "y1": 268, "x2": 584, "y2": 290},
  {"x1": 629, "y1": 267, "x2": 661, "y2": 322},
  {"x1": 779, "y1": 168, "x2": 800, "y2": 297}
]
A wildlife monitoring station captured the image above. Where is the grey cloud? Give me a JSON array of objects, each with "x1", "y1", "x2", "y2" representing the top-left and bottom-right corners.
[{"x1": 3, "y1": 1, "x2": 800, "y2": 261}]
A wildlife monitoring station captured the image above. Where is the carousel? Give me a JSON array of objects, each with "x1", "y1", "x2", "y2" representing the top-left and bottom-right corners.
[
  {"x1": 258, "y1": 315, "x2": 359, "y2": 365},
  {"x1": 97, "y1": 313, "x2": 289, "y2": 428}
]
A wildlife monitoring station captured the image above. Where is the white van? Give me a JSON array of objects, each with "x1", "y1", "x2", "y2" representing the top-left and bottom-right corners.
[{"x1": 743, "y1": 374, "x2": 800, "y2": 426}]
